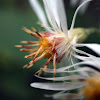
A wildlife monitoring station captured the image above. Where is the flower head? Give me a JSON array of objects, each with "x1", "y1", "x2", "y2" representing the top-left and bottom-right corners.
[
  {"x1": 15, "y1": 0, "x2": 100, "y2": 99},
  {"x1": 16, "y1": 0, "x2": 92, "y2": 77}
]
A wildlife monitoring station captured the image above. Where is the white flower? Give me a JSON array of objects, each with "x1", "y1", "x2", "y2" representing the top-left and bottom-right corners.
[
  {"x1": 23, "y1": 1, "x2": 100, "y2": 99},
  {"x1": 16, "y1": 0, "x2": 93, "y2": 77}
]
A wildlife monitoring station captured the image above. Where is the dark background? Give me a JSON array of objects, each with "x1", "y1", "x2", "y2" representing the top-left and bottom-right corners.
[{"x1": 0, "y1": 0, "x2": 100, "y2": 100}]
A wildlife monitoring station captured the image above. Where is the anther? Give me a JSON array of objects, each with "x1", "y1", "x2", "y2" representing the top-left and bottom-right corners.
[
  {"x1": 22, "y1": 27, "x2": 40, "y2": 38},
  {"x1": 53, "y1": 54, "x2": 56, "y2": 77},
  {"x1": 31, "y1": 27, "x2": 42, "y2": 38},
  {"x1": 20, "y1": 41, "x2": 38, "y2": 44},
  {"x1": 25, "y1": 52, "x2": 37, "y2": 58},
  {"x1": 20, "y1": 48, "x2": 36, "y2": 51}
]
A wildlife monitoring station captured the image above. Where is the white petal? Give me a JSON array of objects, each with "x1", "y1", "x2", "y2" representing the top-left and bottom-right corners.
[
  {"x1": 62, "y1": 67, "x2": 94, "y2": 73},
  {"x1": 42, "y1": 67, "x2": 93, "y2": 74},
  {"x1": 47, "y1": 92, "x2": 84, "y2": 100},
  {"x1": 69, "y1": 0, "x2": 92, "y2": 35},
  {"x1": 41, "y1": 62, "x2": 84, "y2": 73},
  {"x1": 50, "y1": 0, "x2": 61, "y2": 29},
  {"x1": 83, "y1": 44, "x2": 100, "y2": 55},
  {"x1": 29, "y1": 0, "x2": 52, "y2": 32},
  {"x1": 54, "y1": 0, "x2": 68, "y2": 36},
  {"x1": 43, "y1": 0, "x2": 60, "y2": 32},
  {"x1": 73, "y1": 54, "x2": 92, "y2": 61},
  {"x1": 84, "y1": 60, "x2": 100, "y2": 68},
  {"x1": 45, "y1": 90, "x2": 66, "y2": 98},
  {"x1": 35, "y1": 75, "x2": 87, "y2": 81},
  {"x1": 43, "y1": 0, "x2": 68, "y2": 36},
  {"x1": 74, "y1": 55, "x2": 100, "y2": 67},
  {"x1": 75, "y1": 43, "x2": 100, "y2": 55},
  {"x1": 73, "y1": 47, "x2": 93, "y2": 57},
  {"x1": 30, "y1": 82, "x2": 86, "y2": 91}
]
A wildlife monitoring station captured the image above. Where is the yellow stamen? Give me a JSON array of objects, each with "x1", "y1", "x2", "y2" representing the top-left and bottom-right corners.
[
  {"x1": 20, "y1": 41, "x2": 28, "y2": 43},
  {"x1": 15, "y1": 45, "x2": 22, "y2": 47},
  {"x1": 20, "y1": 48, "x2": 36, "y2": 52},
  {"x1": 25, "y1": 52, "x2": 37, "y2": 58},
  {"x1": 20, "y1": 41, "x2": 38, "y2": 44},
  {"x1": 31, "y1": 27, "x2": 37, "y2": 33},
  {"x1": 43, "y1": 65, "x2": 48, "y2": 71},
  {"x1": 23, "y1": 64, "x2": 28, "y2": 68},
  {"x1": 33, "y1": 52, "x2": 45, "y2": 64},
  {"x1": 53, "y1": 54, "x2": 56, "y2": 77},
  {"x1": 23, "y1": 60, "x2": 33, "y2": 68},
  {"x1": 27, "y1": 63, "x2": 34, "y2": 68},
  {"x1": 22, "y1": 27, "x2": 41, "y2": 38},
  {"x1": 31, "y1": 27, "x2": 42, "y2": 37},
  {"x1": 33, "y1": 46, "x2": 43, "y2": 61},
  {"x1": 15, "y1": 44, "x2": 38, "y2": 48},
  {"x1": 22, "y1": 27, "x2": 32, "y2": 34}
]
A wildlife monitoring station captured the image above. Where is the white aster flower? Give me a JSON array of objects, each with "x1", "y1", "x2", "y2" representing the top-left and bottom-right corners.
[{"x1": 16, "y1": 0, "x2": 93, "y2": 77}]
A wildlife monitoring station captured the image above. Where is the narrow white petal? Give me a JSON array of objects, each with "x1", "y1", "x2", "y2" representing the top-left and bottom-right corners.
[
  {"x1": 74, "y1": 55, "x2": 100, "y2": 68},
  {"x1": 74, "y1": 54, "x2": 100, "y2": 71},
  {"x1": 43, "y1": 0, "x2": 68, "y2": 36},
  {"x1": 42, "y1": 66, "x2": 93, "y2": 74},
  {"x1": 30, "y1": 82, "x2": 86, "y2": 91},
  {"x1": 73, "y1": 54, "x2": 90, "y2": 61},
  {"x1": 61, "y1": 67, "x2": 94, "y2": 73},
  {"x1": 45, "y1": 90, "x2": 66, "y2": 98},
  {"x1": 69, "y1": 0, "x2": 92, "y2": 35},
  {"x1": 41, "y1": 62, "x2": 84, "y2": 73},
  {"x1": 35, "y1": 75, "x2": 87, "y2": 81},
  {"x1": 50, "y1": 0, "x2": 61, "y2": 29},
  {"x1": 84, "y1": 60, "x2": 100, "y2": 68},
  {"x1": 74, "y1": 55, "x2": 99, "y2": 67},
  {"x1": 43, "y1": 0, "x2": 60, "y2": 32},
  {"x1": 29, "y1": 0, "x2": 52, "y2": 32},
  {"x1": 73, "y1": 47, "x2": 93, "y2": 57},
  {"x1": 75, "y1": 43, "x2": 100, "y2": 55},
  {"x1": 49, "y1": 93, "x2": 84, "y2": 100},
  {"x1": 54, "y1": 0, "x2": 68, "y2": 36}
]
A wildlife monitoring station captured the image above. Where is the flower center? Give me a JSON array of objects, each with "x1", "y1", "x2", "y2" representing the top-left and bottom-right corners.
[
  {"x1": 15, "y1": 27, "x2": 73, "y2": 77},
  {"x1": 39, "y1": 37, "x2": 54, "y2": 59}
]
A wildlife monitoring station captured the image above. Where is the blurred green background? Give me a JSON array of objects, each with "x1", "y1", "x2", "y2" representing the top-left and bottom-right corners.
[{"x1": 0, "y1": 0, "x2": 100, "y2": 100}]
